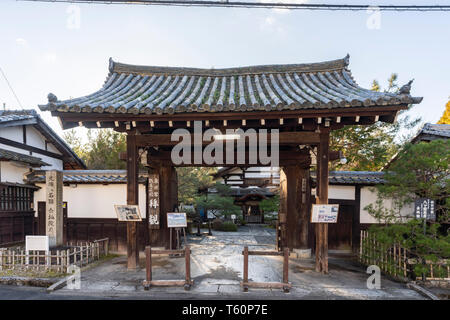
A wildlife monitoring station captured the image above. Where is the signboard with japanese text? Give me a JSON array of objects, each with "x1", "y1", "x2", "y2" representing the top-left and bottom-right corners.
[
  {"x1": 167, "y1": 212, "x2": 187, "y2": 228},
  {"x1": 311, "y1": 204, "x2": 339, "y2": 223},
  {"x1": 148, "y1": 174, "x2": 160, "y2": 229},
  {"x1": 415, "y1": 198, "x2": 436, "y2": 221},
  {"x1": 46, "y1": 170, "x2": 63, "y2": 247}
]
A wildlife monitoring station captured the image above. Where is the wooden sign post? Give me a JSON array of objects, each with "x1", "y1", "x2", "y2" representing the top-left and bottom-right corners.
[
  {"x1": 167, "y1": 212, "x2": 187, "y2": 250},
  {"x1": 148, "y1": 174, "x2": 160, "y2": 229},
  {"x1": 45, "y1": 170, "x2": 63, "y2": 248}
]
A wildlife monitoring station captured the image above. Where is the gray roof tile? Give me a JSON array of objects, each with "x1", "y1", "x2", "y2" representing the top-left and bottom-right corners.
[
  {"x1": 39, "y1": 56, "x2": 422, "y2": 115},
  {"x1": 26, "y1": 170, "x2": 148, "y2": 184},
  {"x1": 0, "y1": 148, "x2": 49, "y2": 167},
  {"x1": 312, "y1": 171, "x2": 385, "y2": 185},
  {"x1": 420, "y1": 123, "x2": 450, "y2": 138}
]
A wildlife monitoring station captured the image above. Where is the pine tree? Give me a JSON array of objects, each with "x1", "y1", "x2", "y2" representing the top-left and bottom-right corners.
[{"x1": 331, "y1": 73, "x2": 421, "y2": 171}]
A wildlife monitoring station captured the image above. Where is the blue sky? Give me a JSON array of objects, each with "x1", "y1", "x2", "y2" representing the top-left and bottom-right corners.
[{"x1": 0, "y1": 0, "x2": 449, "y2": 138}]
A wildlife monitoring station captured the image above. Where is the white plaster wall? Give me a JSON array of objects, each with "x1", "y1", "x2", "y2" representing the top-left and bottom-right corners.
[
  {"x1": 329, "y1": 185, "x2": 355, "y2": 200},
  {"x1": 0, "y1": 125, "x2": 63, "y2": 171},
  {"x1": 360, "y1": 186, "x2": 414, "y2": 224},
  {"x1": 0, "y1": 161, "x2": 29, "y2": 183},
  {"x1": 38, "y1": 155, "x2": 63, "y2": 171},
  {"x1": 34, "y1": 183, "x2": 147, "y2": 219},
  {"x1": 0, "y1": 126, "x2": 22, "y2": 141},
  {"x1": 26, "y1": 126, "x2": 46, "y2": 149}
]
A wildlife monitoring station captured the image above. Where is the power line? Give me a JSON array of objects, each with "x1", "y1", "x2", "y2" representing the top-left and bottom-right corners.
[
  {"x1": 0, "y1": 66, "x2": 24, "y2": 109},
  {"x1": 17, "y1": 1, "x2": 450, "y2": 12}
]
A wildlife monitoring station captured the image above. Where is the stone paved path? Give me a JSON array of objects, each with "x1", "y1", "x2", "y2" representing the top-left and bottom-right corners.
[{"x1": 50, "y1": 225, "x2": 424, "y2": 300}]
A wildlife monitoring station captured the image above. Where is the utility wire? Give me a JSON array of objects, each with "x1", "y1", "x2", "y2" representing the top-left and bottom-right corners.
[
  {"x1": 0, "y1": 66, "x2": 24, "y2": 109},
  {"x1": 17, "y1": 1, "x2": 450, "y2": 11}
]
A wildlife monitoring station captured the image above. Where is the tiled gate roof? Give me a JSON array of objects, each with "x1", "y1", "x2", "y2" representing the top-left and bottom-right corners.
[{"x1": 39, "y1": 55, "x2": 422, "y2": 115}]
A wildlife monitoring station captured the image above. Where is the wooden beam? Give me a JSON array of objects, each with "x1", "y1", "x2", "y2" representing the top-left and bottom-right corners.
[
  {"x1": 54, "y1": 105, "x2": 408, "y2": 124},
  {"x1": 147, "y1": 149, "x2": 311, "y2": 167},
  {"x1": 135, "y1": 131, "x2": 321, "y2": 147},
  {"x1": 0, "y1": 137, "x2": 64, "y2": 160},
  {"x1": 126, "y1": 134, "x2": 139, "y2": 270}
]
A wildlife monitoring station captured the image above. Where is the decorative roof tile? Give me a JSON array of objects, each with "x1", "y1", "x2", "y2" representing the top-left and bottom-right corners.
[{"x1": 39, "y1": 56, "x2": 422, "y2": 115}]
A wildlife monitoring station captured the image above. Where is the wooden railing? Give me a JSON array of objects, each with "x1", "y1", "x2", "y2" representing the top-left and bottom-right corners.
[
  {"x1": 0, "y1": 238, "x2": 109, "y2": 273},
  {"x1": 143, "y1": 245, "x2": 193, "y2": 290},
  {"x1": 241, "y1": 246, "x2": 291, "y2": 292},
  {"x1": 359, "y1": 230, "x2": 449, "y2": 282}
]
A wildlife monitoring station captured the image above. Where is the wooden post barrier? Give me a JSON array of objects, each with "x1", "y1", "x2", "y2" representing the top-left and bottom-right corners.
[
  {"x1": 143, "y1": 245, "x2": 193, "y2": 291},
  {"x1": 240, "y1": 246, "x2": 291, "y2": 293}
]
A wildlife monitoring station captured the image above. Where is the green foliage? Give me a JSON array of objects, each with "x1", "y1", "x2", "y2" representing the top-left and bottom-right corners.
[
  {"x1": 368, "y1": 221, "x2": 450, "y2": 276},
  {"x1": 219, "y1": 221, "x2": 238, "y2": 232},
  {"x1": 194, "y1": 182, "x2": 241, "y2": 219},
  {"x1": 331, "y1": 73, "x2": 421, "y2": 171},
  {"x1": 379, "y1": 140, "x2": 450, "y2": 223},
  {"x1": 364, "y1": 139, "x2": 450, "y2": 277},
  {"x1": 63, "y1": 129, "x2": 127, "y2": 169},
  {"x1": 177, "y1": 167, "x2": 216, "y2": 205},
  {"x1": 260, "y1": 194, "x2": 279, "y2": 214},
  {"x1": 212, "y1": 219, "x2": 223, "y2": 230}
]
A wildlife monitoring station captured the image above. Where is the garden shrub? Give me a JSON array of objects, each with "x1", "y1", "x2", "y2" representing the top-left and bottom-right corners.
[{"x1": 220, "y1": 221, "x2": 238, "y2": 232}]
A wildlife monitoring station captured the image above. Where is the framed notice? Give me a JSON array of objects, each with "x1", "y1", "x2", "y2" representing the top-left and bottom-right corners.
[
  {"x1": 114, "y1": 205, "x2": 142, "y2": 222},
  {"x1": 148, "y1": 174, "x2": 160, "y2": 229},
  {"x1": 311, "y1": 204, "x2": 339, "y2": 223},
  {"x1": 167, "y1": 212, "x2": 187, "y2": 228}
]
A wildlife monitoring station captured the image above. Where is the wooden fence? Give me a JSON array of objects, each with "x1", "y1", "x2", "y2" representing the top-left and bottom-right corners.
[
  {"x1": 359, "y1": 230, "x2": 449, "y2": 282},
  {"x1": 0, "y1": 238, "x2": 109, "y2": 273}
]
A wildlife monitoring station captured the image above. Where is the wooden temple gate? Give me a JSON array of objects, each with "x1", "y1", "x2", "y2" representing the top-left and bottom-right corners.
[{"x1": 39, "y1": 55, "x2": 421, "y2": 273}]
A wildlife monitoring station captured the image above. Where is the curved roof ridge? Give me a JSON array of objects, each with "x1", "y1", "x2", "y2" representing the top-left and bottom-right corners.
[{"x1": 109, "y1": 55, "x2": 350, "y2": 76}]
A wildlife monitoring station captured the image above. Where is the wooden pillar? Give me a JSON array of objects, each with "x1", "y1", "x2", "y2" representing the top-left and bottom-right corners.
[
  {"x1": 278, "y1": 170, "x2": 288, "y2": 250},
  {"x1": 315, "y1": 128, "x2": 330, "y2": 273},
  {"x1": 126, "y1": 134, "x2": 139, "y2": 270},
  {"x1": 280, "y1": 165, "x2": 311, "y2": 251}
]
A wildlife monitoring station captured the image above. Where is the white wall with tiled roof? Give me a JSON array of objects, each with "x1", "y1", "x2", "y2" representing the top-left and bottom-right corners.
[
  {"x1": 0, "y1": 124, "x2": 63, "y2": 184},
  {"x1": 33, "y1": 183, "x2": 147, "y2": 219}
]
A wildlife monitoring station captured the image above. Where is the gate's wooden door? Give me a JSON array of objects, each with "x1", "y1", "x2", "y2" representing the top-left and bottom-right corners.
[{"x1": 328, "y1": 204, "x2": 353, "y2": 251}]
